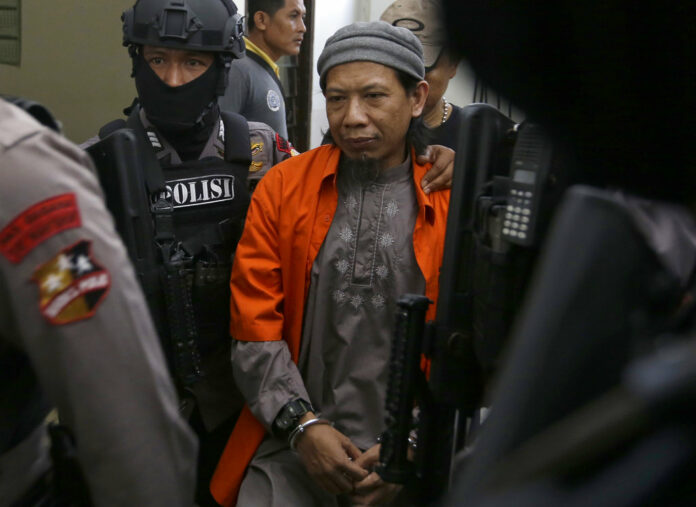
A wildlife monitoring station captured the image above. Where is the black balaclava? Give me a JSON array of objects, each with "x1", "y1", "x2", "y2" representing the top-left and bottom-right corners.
[{"x1": 134, "y1": 51, "x2": 220, "y2": 134}]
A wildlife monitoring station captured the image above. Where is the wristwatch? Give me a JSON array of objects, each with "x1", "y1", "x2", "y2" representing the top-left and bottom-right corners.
[{"x1": 273, "y1": 399, "x2": 314, "y2": 439}]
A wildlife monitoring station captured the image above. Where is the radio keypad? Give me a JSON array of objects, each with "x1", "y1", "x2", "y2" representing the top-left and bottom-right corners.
[{"x1": 503, "y1": 185, "x2": 535, "y2": 244}]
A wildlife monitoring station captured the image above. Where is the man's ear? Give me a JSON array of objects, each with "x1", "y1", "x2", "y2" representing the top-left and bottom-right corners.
[
  {"x1": 446, "y1": 57, "x2": 460, "y2": 80},
  {"x1": 448, "y1": 61, "x2": 459, "y2": 80},
  {"x1": 441, "y1": 52, "x2": 460, "y2": 80},
  {"x1": 411, "y1": 80, "x2": 430, "y2": 118},
  {"x1": 253, "y1": 11, "x2": 270, "y2": 32}
]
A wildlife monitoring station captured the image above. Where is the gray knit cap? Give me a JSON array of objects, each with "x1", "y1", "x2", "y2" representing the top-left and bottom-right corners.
[{"x1": 317, "y1": 20, "x2": 425, "y2": 89}]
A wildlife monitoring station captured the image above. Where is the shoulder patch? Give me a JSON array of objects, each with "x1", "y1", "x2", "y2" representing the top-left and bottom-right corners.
[
  {"x1": 251, "y1": 141, "x2": 264, "y2": 157},
  {"x1": 266, "y1": 89, "x2": 281, "y2": 112},
  {"x1": 32, "y1": 240, "x2": 111, "y2": 325},
  {"x1": 0, "y1": 194, "x2": 81, "y2": 263},
  {"x1": 275, "y1": 133, "x2": 299, "y2": 156},
  {"x1": 250, "y1": 141, "x2": 265, "y2": 173},
  {"x1": 146, "y1": 129, "x2": 164, "y2": 152}
]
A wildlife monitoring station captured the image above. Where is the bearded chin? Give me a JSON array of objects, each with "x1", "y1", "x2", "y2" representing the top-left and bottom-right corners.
[{"x1": 339, "y1": 154, "x2": 381, "y2": 183}]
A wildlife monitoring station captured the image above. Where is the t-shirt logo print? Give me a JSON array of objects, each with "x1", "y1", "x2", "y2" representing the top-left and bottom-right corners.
[
  {"x1": 266, "y1": 89, "x2": 281, "y2": 112},
  {"x1": 32, "y1": 240, "x2": 111, "y2": 325}
]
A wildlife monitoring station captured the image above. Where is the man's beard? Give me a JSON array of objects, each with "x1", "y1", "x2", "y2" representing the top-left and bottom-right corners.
[{"x1": 339, "y1": 153, "x2": 382, "y2": 184}]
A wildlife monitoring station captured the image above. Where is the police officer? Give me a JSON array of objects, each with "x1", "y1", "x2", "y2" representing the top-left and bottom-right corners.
[
  {"x1": 81, "y1": 1, "x2": 295, "y2": 505},
  {"x1": 0, "y1": 98, "x2": 197, "y2": 505}
]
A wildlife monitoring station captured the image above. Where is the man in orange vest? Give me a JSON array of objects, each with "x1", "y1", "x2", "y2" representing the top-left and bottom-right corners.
[{"x1": 211, "y1": 21, "x2": 450, "y2": 506}]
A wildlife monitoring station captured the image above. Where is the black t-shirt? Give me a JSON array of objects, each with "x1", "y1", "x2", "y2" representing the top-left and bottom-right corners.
[{"x1": 426, "y1": 104, "x2": 463, "y2": 150}]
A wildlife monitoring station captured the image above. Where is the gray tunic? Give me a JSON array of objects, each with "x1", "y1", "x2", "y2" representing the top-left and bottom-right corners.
[
  {"x1": 298, "y1": 156, "x2": 425, "y2": 450},
  {"x1": 232, "y1": 157, "x2": 425, "y2": 440},
  {"x1": 0, "y1": 99, "x2": 197, "y2": 506},
  {"x1": 219, "y1": 54, "x2": 289, "y2": 139}
]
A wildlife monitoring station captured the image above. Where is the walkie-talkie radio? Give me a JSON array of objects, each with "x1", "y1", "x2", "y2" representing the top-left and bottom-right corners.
[{"x1": 502, "y1": 124, "x2": 553, "y2": 246}]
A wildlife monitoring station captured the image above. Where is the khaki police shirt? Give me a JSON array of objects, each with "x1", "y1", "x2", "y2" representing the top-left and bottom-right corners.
[{"x1": 0, "y1": 99, "x2": 197, "y2": 506}]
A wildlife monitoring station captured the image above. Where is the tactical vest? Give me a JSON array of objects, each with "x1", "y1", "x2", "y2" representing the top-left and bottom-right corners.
[{"x1": 98, "y1": 106, "x2": 251, "y2": 388}]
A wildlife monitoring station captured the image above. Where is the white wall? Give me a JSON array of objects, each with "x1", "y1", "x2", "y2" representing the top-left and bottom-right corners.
[{"x1": 308, "y1": 0, "x2": 366, "y2": 147}]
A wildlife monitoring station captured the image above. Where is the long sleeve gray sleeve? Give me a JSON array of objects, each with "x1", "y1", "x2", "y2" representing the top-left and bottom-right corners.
[{"x1": 231, "y1": 340, "x2": 310, "y2": 432}]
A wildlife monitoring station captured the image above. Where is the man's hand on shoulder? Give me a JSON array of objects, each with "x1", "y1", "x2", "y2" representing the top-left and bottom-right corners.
[
  {"x1": 350, "y1": 444, "x2": 403, "y2": 506},
  {"x1": 418, "y1": 145, "x2": 455, "y2": 194},
  {"x1": 294, "y1": 413, "x2": 369, "y2": 495}
]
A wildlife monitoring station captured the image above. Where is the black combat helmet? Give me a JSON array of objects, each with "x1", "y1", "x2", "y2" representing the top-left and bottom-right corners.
[
  {"x1": 122, "y1": 0, "x2": 245, "y2": 58},
  {"x1": 122, "y1": 0, "x2": 245, "y2": 130}
]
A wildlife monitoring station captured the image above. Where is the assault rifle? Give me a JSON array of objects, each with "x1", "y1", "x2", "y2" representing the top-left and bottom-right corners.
[{"x1": 86, "y1": 129, "x2": 203, "y2": 388}]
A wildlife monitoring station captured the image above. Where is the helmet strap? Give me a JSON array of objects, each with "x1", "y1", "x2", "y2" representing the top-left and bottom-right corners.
[
  {"x1": 216, "y1": 54, "x2": 233, "y2": 96},
  {"x1": 128, "y1": 45, "x2": 140, "y2": 78}
]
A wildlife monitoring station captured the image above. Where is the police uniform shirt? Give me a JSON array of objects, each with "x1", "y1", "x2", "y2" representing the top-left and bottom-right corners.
[
  {"x1": 219, "y1": 44, "x2": 289, "y2": 139},
  {"x1": 0, "y1": 99, "x2": 197, "y2": 506}
]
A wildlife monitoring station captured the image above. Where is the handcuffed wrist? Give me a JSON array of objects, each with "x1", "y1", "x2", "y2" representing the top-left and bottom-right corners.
[{"x1": 288, "y1": 417, "x2": 333, "y2": 451}]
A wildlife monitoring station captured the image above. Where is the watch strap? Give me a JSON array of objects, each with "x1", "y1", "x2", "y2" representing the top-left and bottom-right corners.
[{"x1": 273, "y1": 398, "x2": 314, "y2": 437}]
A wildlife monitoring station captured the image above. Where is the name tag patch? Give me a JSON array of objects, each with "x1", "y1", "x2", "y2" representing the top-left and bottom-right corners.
[
  {"x1": 32, "y1": 240, "x2": 111, "y2": 325},
  {"x1": 0, "y1": 194, "x2": 81, "y2": 263},
  {"x1": 151, "y1": 174, "x2": 236, "y2": 209}
]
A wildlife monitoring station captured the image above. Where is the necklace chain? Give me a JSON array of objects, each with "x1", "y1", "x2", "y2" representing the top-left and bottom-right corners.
[{"x1": 441, "y1": 96, "x2": 450, "y2": 125}]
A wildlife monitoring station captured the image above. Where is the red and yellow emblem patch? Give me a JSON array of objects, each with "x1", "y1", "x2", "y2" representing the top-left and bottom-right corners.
[
  {"x1": 32, "y1": 240, "x2": 111, "y2": 325},
  {"x1": 0, "y1": 193, "x2": 81, "y2": 263},
  {"x1": 275, "y1": 133, "x2": 300, "y2": 157}
]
